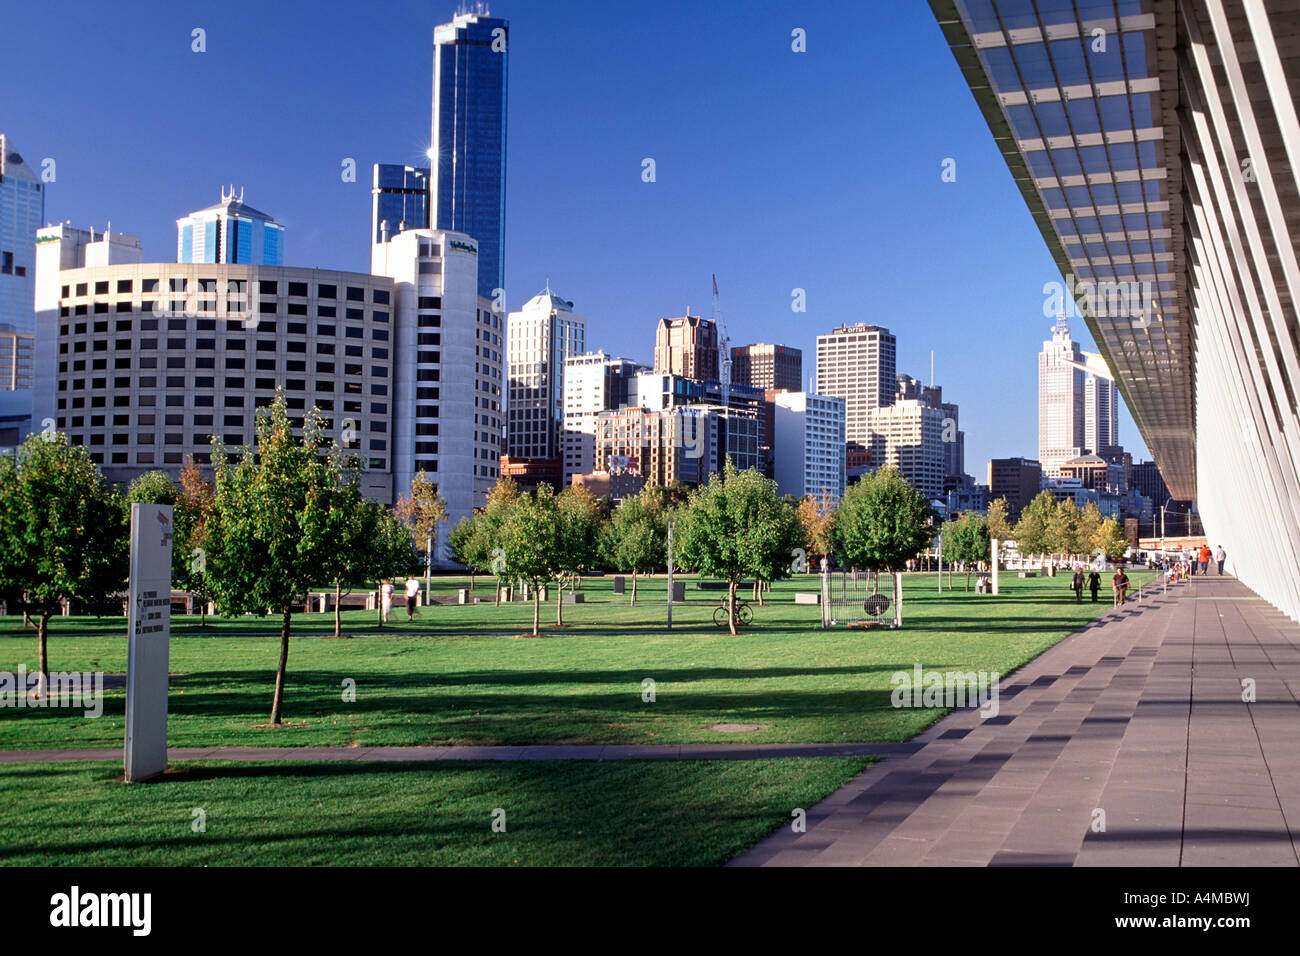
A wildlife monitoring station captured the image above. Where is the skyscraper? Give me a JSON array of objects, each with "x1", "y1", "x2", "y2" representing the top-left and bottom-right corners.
[
  {"x1": 371, "y1": 164, "x2": 430, "y2": 244},
  {"x1": 562, "y1": 351, "x2": 646, "y2": 485},
  {"x1": 815, "y1": 323, "x2": 896, "y2": 450},
  {"x1": 0, "y1": 134, "x2": 44, "y2": 335},
  {"x1": 1038, "y1": 318, "x2": 1086, "y2": 476},
  {"x1": 653, "y1": 315, "x2": 719, "y2": 382},
  {"x1": 431, "y1": 10, "x2": 508, "y2": 301},
  {"x1": 176, "y1": 189, "x2": 284, "y2": 265},
  {"x1": 731, "y1": 343, "x2": 802, "y2": 392},
  {"x1": 867, "y1": 399, "x2": 946, "y2": 500},
  {"x1": 506, "y1": 288, "x2": 585, "y2": 467},
  {"x1": 1084, "y1": 373, "x2": 1120, "y2": 456}
]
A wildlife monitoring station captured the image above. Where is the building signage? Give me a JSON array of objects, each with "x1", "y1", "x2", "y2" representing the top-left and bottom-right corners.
[{"x1": 124, "y1": 504, "x2": 173, "y2": 782}]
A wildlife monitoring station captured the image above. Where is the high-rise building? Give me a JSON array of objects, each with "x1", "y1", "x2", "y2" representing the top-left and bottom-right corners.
[
  {"x1": 0, "y1": 323, "x2": 34, "y2": 390},
  {"x1": 653, "y1": 315, "x2": 718, "y2": 382},
  {"x1": 1038, "y1": 318, "x2": 1086, "y2": 476},
  {"x1": 431, "y1": 10, "x2": 508, "y2": 301},
  {"x1": 371, "y1": 227, "x2": 503, "y2": 539},
  {"x1": 371, "y1": 164, "x2": 430, "y2": 244},
  {"x1": 505, "y1": 288, "x2": 585, "y2": 471},
  {"x1": 731, "y1": 343, "x2": 801, "y2": 392},
  {"x1": 816, "y1": 323, "x2": 896, "y2": 449},
  {"x1": 593, "y1": 404, "x2": 757, "y2": 487},
  {"x1": 1, "y1": 134, "x2": 44, "y2": 335},
  {"x1": 772, "y1": 391, "x2": 846, "y2": 505},
  {"x1": 987, "y1": 457, "x2": 1043, "y2": 522},
  {"x1": 867, "y1": 398, "x2": 946, "y2": 500},
  {"x1": 1084, "y1": 373, "x2": 1120, "y2": 457},
  {"x1": 176, "y1": 189, "x2": 284, "y2": 266},
  {"x1": 562, "y1": 351, "x2": 645, "y2": 485},
  {"x1": 933, "y1": 0, "x2": 1300, "y2": 619}
]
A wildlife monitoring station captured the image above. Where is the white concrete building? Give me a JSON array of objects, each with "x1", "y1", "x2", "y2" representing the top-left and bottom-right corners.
[
  {"x1": 506, "y1": 289, "x2": 584, "y2": 462},
  {"x1": 815, "y1": 323, "x2": 896, "y2": 449},
  {"x1": 561, "y1": 351, "x2": 644, "y2": 485},
  {"x1": 772, "y1": 391, "x2": 846, "y2": 504},
  {"x1": 1038, "y1": 318, "x2": 1086, "y2": 476},
  {"x1": 867, "y1": 398, "x2": 946, "y2": 499},
  {"x1": 371, "y1": 228, "x2": 503, "y2": 555}
]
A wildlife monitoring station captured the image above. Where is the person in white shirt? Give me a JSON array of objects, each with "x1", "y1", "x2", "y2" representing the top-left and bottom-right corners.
[
  {"x1": 404, "y1": 577, "x2": 421, "y2": 621},
  {"x1": 380, "y1": 580, "x2": 394, "y2": 622},
  {"x1": 1215, "y1": 546, "x2": 1227, "y2": 575}
]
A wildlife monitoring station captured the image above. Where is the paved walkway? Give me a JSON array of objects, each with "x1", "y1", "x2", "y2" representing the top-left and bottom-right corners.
[
  {"x1": 730, "y1": 575, "x2": 1300, "y2": 866},
  {"x1": 0, "y1": 741, "x2": 919, "y2": 764}
]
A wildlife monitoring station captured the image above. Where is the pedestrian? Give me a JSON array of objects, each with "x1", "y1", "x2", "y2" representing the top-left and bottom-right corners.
[
  {"x1": 404, "y1": 576, "x2": 421, "y2": 622},
  {"x1": 1216, "y1": 545, "x2": 1226, "y2": 575},
  {"x1": 1198, "y1": 544, "x2": 1211, "y2": 575},
  {"x1": 1088, "y1": 570, "x2": 1101, "y2": 602},
  {"x1": 1070, "y1": 567, "x2": 1084, "y2": 604},
  {"x1": 1112, "y1": 566, "x2": 1130, "y2": 606},
  {"x1": 1188, "y1": 551, "x2": 1196, "y2": 575},
  {"x1": 380, "y1": 579, "x2": 394, "y2": 623}
]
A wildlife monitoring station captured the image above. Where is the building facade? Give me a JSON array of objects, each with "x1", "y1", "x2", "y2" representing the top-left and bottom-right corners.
[
  {"x1": 987, "y1": 456, "x2": 1043, "y2": 521},
  {"x1": 593, "y1": 404, "x2": 757, "y2": 488},
  {"x1": 731, "y1": 342, "x2": 802, "y2": 392},
  {"x1": 506, "y1": 289, "x2": 584, "y2": 470},
  {"x1": 1, "y1": 134, "x2": 44, "y2": 335},
  {"x1": 561, "y1": 351, "x2": 645, "y2": 485},
  {"x1": 816, "y1": 323, "x2": 896, "y2": 450},
  {"x1": 371, "y1": 164, "x2": 430, "y2": 244},
  {"x1": 0, "y1": 323, "x2": 34, "y2": 390},
  {"x1": 653, "y1": 315, "x2": 719, "y2": 382},
  {"x1": 176, "y1": 190, "x2": 284, "y2": 266},
  {"x1": 432, "y1": 11, "x2": 509, "y2": 301},
  {"x1": 867, "y1": 398, "x2": 946, "y2": 499},
  {"x1": 1038, "y1": 318, "x2": 1086, "y2": 476},
  {"x1": 772, "y1": 391, "x2": 846, "y2": 504}
]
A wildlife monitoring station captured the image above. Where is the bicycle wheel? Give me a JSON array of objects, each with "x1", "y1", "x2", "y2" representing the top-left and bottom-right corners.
[
  {"x1": 737, "y1": 603, "x2": 753, "y2": 626},
  {"x1": 713, "y1": 606, "x2": 728, "y2": 628}
]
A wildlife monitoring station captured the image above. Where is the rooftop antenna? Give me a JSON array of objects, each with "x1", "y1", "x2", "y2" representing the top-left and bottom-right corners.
[
  {"x1": 712, "y1": 273, "x2": 731, "y2": 407},
  {"x1": 930, "y1": 350, "x2": 934, "y2": 388}
]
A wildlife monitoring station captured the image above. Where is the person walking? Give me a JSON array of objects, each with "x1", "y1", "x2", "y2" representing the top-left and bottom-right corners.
[
  {"x1": 380, "y1": 580, "x2": 394, "y2": 623},
  {"x1": 1112, "y1": 566, "x2": 1130, "y2": 606},
  {"x1": 1198, "y1": 544, "x2": 1211, "y2": 575},
  {"x1": 1070, "y1": 567, "x2": 1085, "y2": 604},
  {"x1": 1216, "y1": 545, "x2": 1227, "y2": 575},
  {"x1": 404, "y1": 576, "x2": 421, "y2": 622},
  {"x1": 1088, "y1": 570, "x2": 1101, "y2": 602}
]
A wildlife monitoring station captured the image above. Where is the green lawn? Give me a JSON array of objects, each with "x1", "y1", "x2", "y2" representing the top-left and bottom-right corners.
[
  {"x1": 0, "y1": 571, "x2": 1157, "y2": 750},
  {"x1": 0, "y1": 757, "x2": 871, "y2": 866}
]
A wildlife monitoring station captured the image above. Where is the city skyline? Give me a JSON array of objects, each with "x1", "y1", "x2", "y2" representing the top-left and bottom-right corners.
[{"x1": 0, "y1": 0, "x2": 1151, "y2": 474}]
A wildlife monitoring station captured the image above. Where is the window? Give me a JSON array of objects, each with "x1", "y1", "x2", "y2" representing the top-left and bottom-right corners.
[
  {"x1": 346, "y1": 286, "x2": 364, "y2": 301},
  {"x1": 287, "y1": 282, "x2": 308, "y2": 297},
  {"x1": 318, "y1": 284, "x2": 336, "y2": 299}
]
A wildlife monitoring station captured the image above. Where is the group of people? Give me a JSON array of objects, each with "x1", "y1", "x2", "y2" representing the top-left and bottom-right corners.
[
  {"x1": 1068, "y1": 566, "x2": 1133, "y2": 606},
  {"x1": 379, "y1": 577, "x2": 424, "y2": 622},
  {"x1": 1154, "y1": 545, "x2": 1227, "y2": 582}
]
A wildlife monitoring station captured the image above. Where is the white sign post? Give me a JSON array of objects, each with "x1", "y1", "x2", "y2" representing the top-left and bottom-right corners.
[{"x1": 125, "y1": 504, "x2": 173, "y2": 782}]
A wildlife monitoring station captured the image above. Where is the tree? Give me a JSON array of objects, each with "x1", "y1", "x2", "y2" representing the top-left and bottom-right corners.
[
  {"x1": 986, "y1": 497, "x2": 1012, "y2": 541},
  {"x1": 796, "y1": 495, "x2": 836, "y2": 568},
  {"x1": 833, "y1": 467, "x2": 934, "y2": 572},
  {"x1": 204, "y1": 397, "x2": 356, "y2": 725},
  {"x1": 126, "y1": 470, "x2": 178, "y2": 507},
  {"x1": 448, "y1": 515, "x2": 486, "y2": 590},
  {"x1": 498, "y1": 485, "x2": 563, "y2": 637},
  {"x1": 601, "y1": 486, "x2": 670, "y2": 605},
  {"x1": 0, "y1": 433, "x2": 127, "y2": 697},
  {"x1": 1092, "y1": 517, "x2": 1128, "y2": 560},
  {"x1": 394, "y1": 469, "x2": 449, "y2": 594},
  {"x1": 1078, "y1": 501, "x2": 1103, "y2": 556},
  {"x1": 554, "y1": 485, "x2": 603, "y2": 624},
  {"x1": 673, "y1": 461, "x2": 803, "y2": 635},
  {"x1": 1048, "y1": 497, "x2": 1084, "y2": 557},
  {"x1": 175, "y1": 458, "x2": 217, "y2": 626},
  {"x1": 942, "y1": 513, "x2": 990, "y2": 591},
  {"x1": 1013, "y1": 490, "x2": 1057, "y2": 557},
  {"x1": 477, "y1": 477, "x2": 522, "y2": 606}
]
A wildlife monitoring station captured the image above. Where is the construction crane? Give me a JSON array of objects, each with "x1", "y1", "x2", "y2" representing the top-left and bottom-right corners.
[{"x1": 713, "y1": 273, "x2": 730, "y2": 410}]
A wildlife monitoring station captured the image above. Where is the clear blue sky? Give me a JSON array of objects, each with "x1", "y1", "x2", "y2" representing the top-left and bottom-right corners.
[{"x1": 1, "y1": 0, "x2": 1150, "y2": 472}]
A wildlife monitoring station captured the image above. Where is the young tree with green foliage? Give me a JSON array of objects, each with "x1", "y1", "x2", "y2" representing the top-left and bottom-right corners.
[
  {"x1": 554, "y1": 485, "x2": 603, "y2": 624},
  {"x1": 1013, "y1": 490, "x2": 1058, "y2": 557},
  {"x1": 986, "y1": 497, "x2": 1012, "y2": 541},
  {"x1": 673, "y1": 461, "x2": 803, "y2": 635},
  {"x1": 796, "y1": 495, "x2": 836, "y2": 568},
  {"x1": 204, "y1": 397, "x2": 357, "y2": 725},
  {"x1": 942, "y1": 513, "x2": 991, "y2": 591},
  {"x1": 1048, "y1": 497, "x2": 1084, "y2": 557},
  {"x1": 478, "y1": 476, "x2": 522, "y2": 606},
  {"x1": 833, "y1": 467, "x2": 934, "y2": 572},
  {"x1": 394, "y1": 469, "x2": 449, "y2": 597},
  {"x1": 601, "y1": 486, "x2": 670, "y2": 605},
  {"x1": 448, "y1": 515, "x2": 485, "y2": 590},
  {"x1": 174, "y1": 458, "x2": 217, "y2": 626},
  {"x1": 1092, "y1": 517, "x2": 1129, "y2": 560},
  {"x1": 1078, "y1": 501, "x2": 1103, "y2": 556},
  {"x1": 0, "y1": 433, "x2": 128, "y2": 696},
  {"x1": 499, "y1": 485, "x2": 564, "y2": 636}
]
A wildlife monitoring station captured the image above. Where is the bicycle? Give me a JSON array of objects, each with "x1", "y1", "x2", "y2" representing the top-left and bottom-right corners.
[{"x1": 713, "y1": 598, "x2": 753, "y2": 628}]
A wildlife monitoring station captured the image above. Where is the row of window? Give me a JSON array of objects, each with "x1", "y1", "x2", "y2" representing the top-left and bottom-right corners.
[
  {"x1": 62, "y1": 279, "x2": 390, "y2": 304},
  {"x1": 77, "y1": 449, "x2": 388, "y2": 469}
]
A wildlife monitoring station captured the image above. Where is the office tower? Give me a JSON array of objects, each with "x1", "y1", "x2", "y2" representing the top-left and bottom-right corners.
[
  {"x1": 1084, "y1": 373, "x2": 1120, "y2": 456},
  {"x1": 372, "y1": 164, "x2": 430, "y2": 244},
  {"x1": 896, "y1": 374, "x2": 922, "y2": 402},
  {"x1": 731, "y1": 343, "x2": 801, "y2": 392},
  {"x1": 562, "y1": 351, "x2": 645, "y2": 485},
  {"x1": 505, "y1": 289, "x2": 584, "y2": 473},
  {"x1": 1038, "y1": 318, "x2": 1086, "y2": 476},
  {"x1": 867, "y1": 399, "x2": 946, "y2": 500},
  {"x1": 594, "y1": 404, "x2": 757, "y2": 487},
  {"x1": 772, "y1": 392, "x2": 846, "y2": 505},
  {"x1": 987, "y1": 457, "x2": 1043, "y2": 522},
  {"x1": 372, "y1": 228, "x2": 503, "y2": 543},
  {"x1": 1, "y1": 134, "x2": 44, "y2": 335},
  {"x1": 0, "y1": 324, "x2": 34, "y2": 390},
  {"x1": 815, "y1": 323, "x2": 896, "y2": 449},
  {"x1": 431, "y1": 10, "x2": 508, "y2": 301},
  {"x1": 176, "y1": 189, "x2": 284, "y2": 265},
  {"x1": 653, "y1": 315, "x2": 718, "y2": 381},
  {"x1": 933, "y1": 1, "x2": 1300, "y2": 618}
]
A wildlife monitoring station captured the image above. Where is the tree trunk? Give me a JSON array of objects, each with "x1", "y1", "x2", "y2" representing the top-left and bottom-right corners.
[
  {"x1": 36, "y1": 611, "x2": 51, "y2": 698},
  {"x1": 757, "y1": 580, "x2": 765, "y2": 606},
  {"x1": 495, "y1": 580, "x2": 502, "y2": 607},
  {"x1": 377, "y1": 589, "x2": 383, "y2": 628},
  {"x1": 470, "y1": 568, "x2": 476, "y2": 590},
  {"x1": 966, "y1": 570, "x2": 971, "y2": 592},
  {"x1": 630, "y1": 571, "x2": 637, "y2": 606},
  {"x1": 532, "y1": 591, "x2": 540, "y2": 637},
  {"x1": 556, "y1": 582, "x2": 564, "y2": 627},
  {"x1": 727, "y1": 580, "x2": 738, "y2": 636},
  {"x1": 334, "y1": 580, "x2": 342, "y2": 638},
  {"x1": 270, "y1": 607, "x2": 291, "y2": 725}
]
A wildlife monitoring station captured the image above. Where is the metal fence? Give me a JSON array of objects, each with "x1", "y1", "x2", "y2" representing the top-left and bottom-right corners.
[{"x1": 823, "y1": 570, "x2": 902, "y2": 628}]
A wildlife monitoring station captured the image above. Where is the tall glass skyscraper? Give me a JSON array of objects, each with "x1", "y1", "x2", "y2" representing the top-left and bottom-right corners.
[
  {"x1": 432, "y1": 11, "x2": 508, "y2": 300},
  {"x1": 0, "y1": 134, "x2": 45, "y2": 334},
  {"x1": 176, "y1": 189, "x2": 284, "y2": 265},
  {"x1": 372, "y1": 164, "x2": 430, "y2": 244}
]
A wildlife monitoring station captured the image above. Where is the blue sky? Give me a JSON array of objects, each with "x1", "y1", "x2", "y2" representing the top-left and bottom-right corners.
[{"x1": 1, "y1": 0, "x2": 1150, "y2": 471}]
